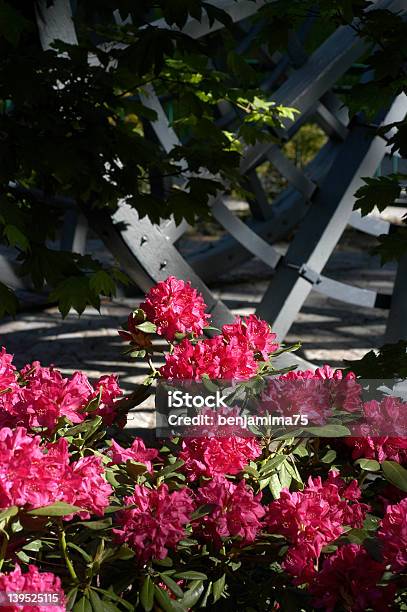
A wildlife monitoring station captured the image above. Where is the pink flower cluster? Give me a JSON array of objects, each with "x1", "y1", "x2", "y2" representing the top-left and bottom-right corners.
[
  {"x1": 0, "y1": 346, "x2": 18, "y2": 394},
  {"x1": 141, "y1": 276, "x2": 210, "y2": 341},
  {"x1": 107, "y1": 437, "x2": 159, "y2": 473},
  {"x1": 160, "y1": 335, "x2": 258, "y2": 381},
  {"x1": 264, "y1": 471, "x2": 369, "y2": 582},
  {"x1": 0, "y1": 350, "x2": 122, "y2": 431},
  {"x1": 0, "y1": 565, "x2": 66, "y2": 612},
  {"x1": 192, "y1": 476, "x2": 265, "y2": 547},
  {"x1": 261, "y1": 365, "x2": 361, "y2": 425},
  {"x1": 160, "y1": 314, "x2": 280, "y2": 382},
  {"x1": 114, "y1": 484, "x2": 194, "y2": 563},
  {"x1": 346, "y1": 396, "x2": 407, "y2": 463},
  {"x1": 310, "y1": 544, "x2": 395, "y2": 612},
  {"x1": 179, "y1": 435, "x2": 261, "y2": 481},
  {"x1": 136, "y1": 278, "x2": 279, "y2": 381},
  {"x1": 222, "y1": 314, "x2": 279, "y2": 360},
  {"x1": 0, "y1": 427, "x2": 111, "y2": 518},
  {"x1": 378, "y1": 498, "x2": 407, "y2": 572}
]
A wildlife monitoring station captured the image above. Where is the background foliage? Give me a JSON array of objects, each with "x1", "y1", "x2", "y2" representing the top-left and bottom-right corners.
[{"x1": 0, "y1": 0, "x2": 406, "y2": 317}]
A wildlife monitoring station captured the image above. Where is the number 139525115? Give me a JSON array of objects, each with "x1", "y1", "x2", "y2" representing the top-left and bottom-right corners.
[{"x1": 0, "y1": 592, "x2": 62, "y2": 606}]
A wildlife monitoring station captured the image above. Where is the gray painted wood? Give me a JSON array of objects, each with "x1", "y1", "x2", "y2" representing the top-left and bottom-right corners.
[
  {"x1": 385, "y1": 251, "x2": 407, "y2": 342},
  {"x1": 256, "y1": 94, "x2": 407, "y2": 340}
]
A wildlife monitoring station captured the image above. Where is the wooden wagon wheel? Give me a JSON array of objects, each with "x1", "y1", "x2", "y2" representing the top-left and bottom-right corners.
[{"x1": 23, "y1": 0, "x2": 407, "y2": 368}]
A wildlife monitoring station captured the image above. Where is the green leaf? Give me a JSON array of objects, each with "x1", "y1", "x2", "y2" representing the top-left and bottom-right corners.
[
  {"x1": 278, "y1": 461, "x2": 292, "y2": 489},
  {"x1": 22, "y1": 539, "x2": 42, "y2": 552},
  {"x1": 156, "y1": 459, "x2": 185, "y2": 480},
  {"x1": 66, "y1": 588, "x2": 78, "y2": 611},
  {"x1": 345, "y1": 528, "x2": 368, "y2": 544},
  {"x1": 344, "y1": 341, "x2": 407, "y2": 378},
  {"x1": 269, "y1": 473, "x2": 283, "y2": 499},
  {"x1": 201, "y1": 374, "x2": 219, "y2": 393},
  {"x1": 212, "y1": 574, "x2": 225, "y2": 603},
  {"x1": 16, "y1": 550, "x2": 30, "y2": 563},
  {"x1": 243, "y1": 465, "x2": 260, "y2": 479},
  {"x1": 140, "y1": 576, "x2": 154, "y2": 612},
  {"x1": 89, "y1": 270, "x2": 116, "y2": 297},
  {"x1": 382, "y1": 460, "x2": 407, "y2": 492},
  {"x1": 356, "y1": 458, "x2": 380, "y2": 472},
  {"x1": 181, "y1": 581, "x2": 204, "y2": 608},
  {"x1": 136, "y1": 321, "x2": 157, "y2": 334},
  {"x1": 67, "y1": 542, "x2": 93, "y2": 563},
  {"x1": 174, "y1": 571, "x2": 207, "y2": 580},
  {"x1": 364, "y1": 514, "x2": 380, "y2": 531},
  {"x1": 190, "y1": 503, "x2": 216, "y2": 521},
  {"x1": 154, "y1": 585, "x2": 184, "y2": 612},
  {"x1": 130, "y1": 349, "x2": 146, "y2": 358},
  {"x1": 0, "y1": 506, "x2": 18, "y2": 522},
  {"x1": 3, "y1": 224, "x2": 30, "y2": 251},
  {"x1": 354, "y1": 175, "x2": 402, "y2": 216},
  {"x1": 306, "y1": 425, "x2": 350, "y2": 437},
  {"x1": 89, "y1": 590, "x2": 105, "y2": 612},
  {"x1": 321, "y1": 449, "x2": 337, "y2": 463},
  {"x1": 92, "y1": 588, "x2": 133, "y2": 611},
  {"x1": 79, "y1": 518, "x2": 112, "y2": 530},
  {"x1": 27, "y1": 502, "x2": 85, "y2": 516},
  {"x1": 0, "y1": 282, "x2": 18, "y2": 317},
  {"x1": 158, "y1": 574, "x2": 184, "y2": 599},
  {"x1": 49, "y1": 276, "x2": 100, "y2": 317},
  {"x1": 125, "y1": 460, "x2": 149, "y2": 478},
  {"x1": 97, "y1": 602, "x2": 120, "y2": 612},
  {"x1": 374, "y1": 226, "x2": 407, "y2": 264},
  {"x1": 73, "y1": 596, "x2": 92, "y2": 612},
  {"x1": 259, "y1": 477, "x2": 271, "y2": 490},
  {"x1": 260, "y1": 454, "x2": 286, "y2": 476}
]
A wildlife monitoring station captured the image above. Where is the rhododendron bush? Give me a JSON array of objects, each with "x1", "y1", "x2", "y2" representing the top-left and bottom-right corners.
[{"x1": 1, "y1": 276, "x2": 407, "y2": 611}]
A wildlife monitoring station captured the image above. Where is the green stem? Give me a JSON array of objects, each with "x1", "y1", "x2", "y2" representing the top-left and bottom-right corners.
[
  {"x1": 147, "y1": 356, "x2": 157, "y2": 375},
  {"x1": 58, "y1": 522, "x2": 78, "y2": 583},
  {"x1": 0, "y1": 524, "x2": 10, "y2": 571}
]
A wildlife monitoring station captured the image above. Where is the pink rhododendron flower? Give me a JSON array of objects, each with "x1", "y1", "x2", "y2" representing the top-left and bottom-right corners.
[
  {"x1": 141, "y1": 276, "x2": 210, "y2": 341},
  {"x1": 215, "y1": 335, "x2": 258, "y2": 380},
  {"x1": 160, "y1": 336, "x2": 257, "y2": 381},
  {"x1": 3, "y1": 363, "x2": 92, "y2": 430},
  {"x1": 0, "y1": 349, "x2": 21, "y2": 429},
  {"x1": 114, "y1": 484, "x2": 194, "y2": 563},
  {"x1": 222, "y1": 314, "x2": 279, "y2": 360},
  {"x1": 261, "y1": 365, "x2": 361, "y2": 425},
  {"x1": 67, "y1": 455, "x2": 113, "y2": 519},
  {"x1": 345, "y1": 396, "x2": 407, "y2": 463},
  {"x1": 378, "y1": 498, "x2": 407, "y2": 572},
  {"x1": 0, "y1": 358, "x2": 123, "y2": 431},
  {"x1": 264, "y1": 471, "x2": 369, "y2": 582},
  {"x1": 160, "y1": 338, "x2": 220, "y2": 381},
  {"x1": 108, "y1": 438, "x2": 159, "y2": 473},
  {"x1": 179, "y1": 436, "x2": 261, "y2": 481},
  {"x1": 0, "y1": 565, "x2": 66, "y2": 612},
  {"x1": 92, "y1": 374, "x2": 123, "y2": 425},
  {"x1": 0, "y1": 427, "x2": 50, "y2": 509},
  {"x1": 346, "y1": 435, "x2": 407, "y2": 464},
  {"x1": 0, "y1": 427, "x2": 111, "y2": 517},
  {"x1": 193, "y1": 475, "x2": 265, "y2": 547},
  {"x1": 0, "y1": 347, "x2": 17, "y2": 393},
  {"x1": 309, "y1": 544, "x2": 394, "y2": 611}
]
